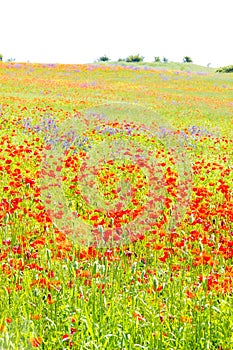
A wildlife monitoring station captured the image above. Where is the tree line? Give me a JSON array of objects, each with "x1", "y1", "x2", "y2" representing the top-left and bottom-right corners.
[{"x1": 97, "y1": 54, "x2": 193, "y2": 63}]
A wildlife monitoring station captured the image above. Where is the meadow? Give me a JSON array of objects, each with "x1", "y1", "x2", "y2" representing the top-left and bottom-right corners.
[{"x1": 0, "y1": 61, "x2": 232, "y2": 349}]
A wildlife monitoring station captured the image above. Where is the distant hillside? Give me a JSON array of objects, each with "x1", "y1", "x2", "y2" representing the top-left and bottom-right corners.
[{"x1": 102, "y1": 61, "x2": 216, "y2": 73}]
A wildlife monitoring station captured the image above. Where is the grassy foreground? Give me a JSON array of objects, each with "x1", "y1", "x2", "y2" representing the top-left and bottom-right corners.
[{"x1": 0, "y1": 61, "x2": 232, "y2": 349}]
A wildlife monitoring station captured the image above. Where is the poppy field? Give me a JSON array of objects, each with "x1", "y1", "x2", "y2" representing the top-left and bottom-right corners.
[{"x1": 0, "y1": 61, "x2": 232, "y2": 349}]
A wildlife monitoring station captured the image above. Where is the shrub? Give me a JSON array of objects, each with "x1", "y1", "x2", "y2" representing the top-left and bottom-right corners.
[
  {"x1": 162, "y1": 57, "x2": 168, "y2": 63},
  {"x1": 183, "y1": 56, "x2": 192, "y2": 63},
  {"x1": 97, "y1": 55, "x2": 110, "y2": 62},
  {"x1": 216, "y1": 65, "x2": 233, "y2": 73},
  {"x1": 0, "y1": 54, "x2": 2, "y2": 61},
  {"x1": 126, "y1": 54, "x2": 144, "y2": 62},
  {"x1": 7, "y1": 58, "x2": 16, "y2": 62},
  {"x1": 154, "y1": 56, "x2": 161, "y2": 62}
]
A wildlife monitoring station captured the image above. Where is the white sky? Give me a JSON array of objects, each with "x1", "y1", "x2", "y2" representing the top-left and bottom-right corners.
[{"x1": 1, "y1": 0, "x2": 232, "y2": 68}]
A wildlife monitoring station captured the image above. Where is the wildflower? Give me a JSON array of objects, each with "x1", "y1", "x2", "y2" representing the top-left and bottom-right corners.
[
  {"x1": 47, "y1": 293, "x2": 55, "y2": 304},
  {"x1": 133, "y1": 311, "x2": 146, "y2": 321},
  {"x1": 30, "y1": 315, "x2": 42, "y2": 320},
  {"x1": 62, "y1": 334, "x2": 69, "y2": 341},
  {"x1": 28, "y1": 337, "x2": 43, "y2": 347}
]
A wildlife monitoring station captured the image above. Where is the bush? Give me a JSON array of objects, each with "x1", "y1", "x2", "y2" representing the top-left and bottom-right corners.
[
  {"x1": 216, "y1": 65, "x2": 233, "y2": 73},
  {"x1": 154, "y1": 56, "x2": 161, "y2": 62},
  {"x1": 0, "y1": 54, "x2": 2, "y2": 61},
  {"x1": 162, "y1": 57, "x2": 168, "y2": 63},
  {"x1": 7, "y1": 58, "x2": 16, "y2": 62},
  {"x1": 97, "y1": 55, "x2": 110, "y2": 62},
  {"x1": 183, "y1": 56, "x2": 192, "y2": 63},
  {"x1": 126, "y1": 54, "x2": 144, "y2": 63}
]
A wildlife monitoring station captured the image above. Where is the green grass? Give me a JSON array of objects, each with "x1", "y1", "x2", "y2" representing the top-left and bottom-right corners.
[{"x1": 102, "y1": 60, "x2": 216, "y2": 73}]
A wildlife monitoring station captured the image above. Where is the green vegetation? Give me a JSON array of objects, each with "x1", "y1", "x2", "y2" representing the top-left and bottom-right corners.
[
  {"x1": 105, "y1": 60, "x2": 216, "y2": 73},
  {"x1": 216, "y1": 64, "x2": 233, "y2": 73},
  {"x1": 154, "y1": 56, "x2": 161, "y2": 62},
  {"x1": 183, "y1": 56, "x2": 193, "y2": 63},
  {"x1": 97, "y1": 55, "x2": 110, "y2": 62},
  {"x1": 126, "y1": 54, "x2": 144, "y2": 62}
]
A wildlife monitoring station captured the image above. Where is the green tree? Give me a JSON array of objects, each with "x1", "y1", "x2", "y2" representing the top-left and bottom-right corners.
[
  {"x1": 183, "y1": 56, "x2": 192, "y2": 63},
  {"x1": 97, "y1": 55, "x2": 110, "y2": 62},
  {"x1": 126, "y1": 54, "x2": 144, "y2": 62},
  {"x1": 154, "y1": 56, "x2": 161, "y2": 62},
  {"x1": 0, "y1": 54, "x2": 3, "y2": 61}
]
